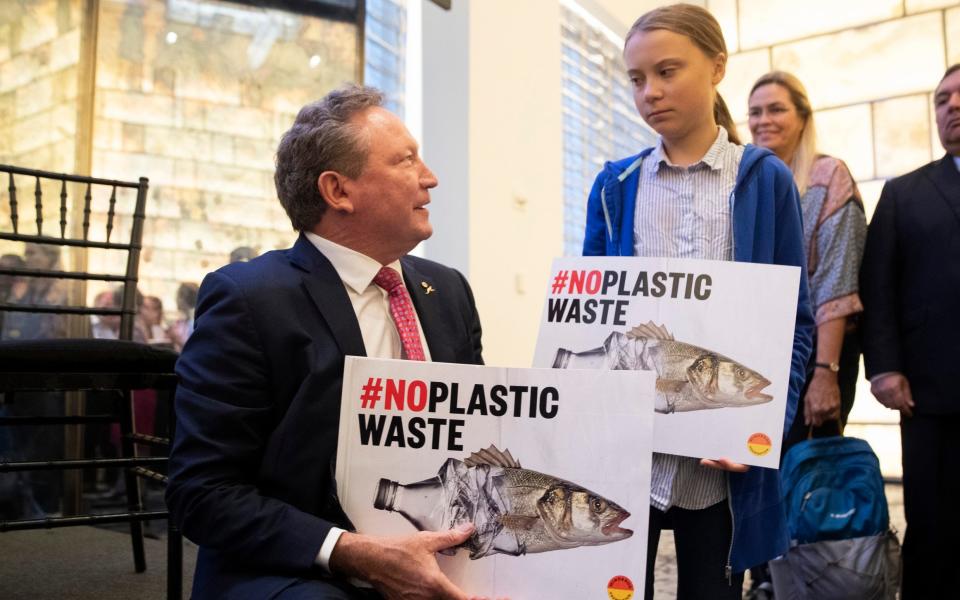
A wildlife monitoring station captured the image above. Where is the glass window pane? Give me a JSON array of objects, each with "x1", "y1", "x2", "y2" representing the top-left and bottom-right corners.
[
  {"x1": 93, "y1": 0, "x2": 358, "y2": 310},
  {"x1": 364, "y1": 0, "x2": 406, "y2": 120},
  {"x1": 560, "y1": 2, "x2": 655, "y2": 256},
  {"x1": 0, "y1": 0, "x2": 83, "y2": 173}
]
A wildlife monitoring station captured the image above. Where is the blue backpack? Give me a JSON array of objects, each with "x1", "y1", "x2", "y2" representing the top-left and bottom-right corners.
[{"x1": 779, "y1": 436, "x2": 889, "y2": 544}]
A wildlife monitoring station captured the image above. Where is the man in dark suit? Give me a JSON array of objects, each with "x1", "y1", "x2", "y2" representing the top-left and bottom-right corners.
[
  {"x1": 167, "y1": 86, "x2": 486, "y2": 599},
  {"x1": 860, "y1": 63, "x2": 960, "y2": 599}
]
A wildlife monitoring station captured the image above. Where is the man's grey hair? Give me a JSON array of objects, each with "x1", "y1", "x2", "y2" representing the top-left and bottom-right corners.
[{"x1": 274, "y1": 85, "x2": 385, "y2": 231}]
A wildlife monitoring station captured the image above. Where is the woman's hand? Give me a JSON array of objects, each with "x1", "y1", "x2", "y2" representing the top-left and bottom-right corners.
[{"x1": 803, "y1": 368, "x2": 841, "y2": 426}]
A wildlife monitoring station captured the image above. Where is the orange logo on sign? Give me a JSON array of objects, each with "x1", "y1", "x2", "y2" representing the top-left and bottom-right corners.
[
  {"x1": 748, "y1": 432, "x2": 772, "y2": 456},
  {"x1": 608, "y1": 575, "x2": 634, "y2": 600}
]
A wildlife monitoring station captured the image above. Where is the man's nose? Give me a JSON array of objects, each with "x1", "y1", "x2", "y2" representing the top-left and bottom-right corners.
[{"x1": 420, "y1": 163, "x2": 438, "y2": 188}]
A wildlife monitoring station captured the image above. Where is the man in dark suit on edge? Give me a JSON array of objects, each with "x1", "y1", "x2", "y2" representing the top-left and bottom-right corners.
[
  {"x1": 860, "y1": 64, "x2": 960, "y2": 598},
  {"x1": 167, "y1": 85, "x2": 487, "y2": 600}
]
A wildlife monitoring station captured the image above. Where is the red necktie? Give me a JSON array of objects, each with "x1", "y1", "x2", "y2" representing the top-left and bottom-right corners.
[{"x1": 373, "y1": 266, "x2": 426, "y2": 361}]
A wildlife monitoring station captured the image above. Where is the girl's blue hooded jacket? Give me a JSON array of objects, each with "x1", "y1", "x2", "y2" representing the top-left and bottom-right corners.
[{"x1": 583, "y1": 143, "x2": 815, "y2": 573}]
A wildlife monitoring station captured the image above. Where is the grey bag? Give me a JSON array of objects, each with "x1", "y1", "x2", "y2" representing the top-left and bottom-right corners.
[{"x1": 768, "y1": 530, "x2": 901, "y2": 600}]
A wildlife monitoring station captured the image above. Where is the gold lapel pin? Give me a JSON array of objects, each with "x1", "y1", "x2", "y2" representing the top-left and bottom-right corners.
[{"x1": 420, "y1": 281, "x2": 435, "y2": 295}]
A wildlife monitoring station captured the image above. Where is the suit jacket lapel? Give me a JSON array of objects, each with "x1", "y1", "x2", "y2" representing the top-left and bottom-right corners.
[
  {"x1": 928, "y1": 154, "x2": 960, "y2": 226},
  {"x1": 401, "y1": 257, "x2": 452, "y2": 363},
  {"x1": 288, "y1": 234, "x2": 366, "y2": 358}
]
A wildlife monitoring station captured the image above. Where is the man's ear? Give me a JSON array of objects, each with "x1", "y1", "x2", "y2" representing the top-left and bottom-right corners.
[{"x1": 317, "y1": 171, "x2": 355, "y2": 214}]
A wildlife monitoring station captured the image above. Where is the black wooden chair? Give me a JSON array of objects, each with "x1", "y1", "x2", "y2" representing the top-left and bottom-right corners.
[{"x1": 0, "y1": 164, "x2": 182, "y2": 599}]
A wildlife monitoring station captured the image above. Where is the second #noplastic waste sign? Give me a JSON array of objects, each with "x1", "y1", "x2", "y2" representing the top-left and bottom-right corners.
[
  {"x1": 532, "y1": 256, "x2": 800, "y2": 468},
  {"x1": 336, "y1": 357, "x2": 655, "y2": 599}
]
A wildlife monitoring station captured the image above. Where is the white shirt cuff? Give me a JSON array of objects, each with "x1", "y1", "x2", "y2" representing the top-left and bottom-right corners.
[{"x1": 314, "y1": 527, "x2": 346, "y2": 572}]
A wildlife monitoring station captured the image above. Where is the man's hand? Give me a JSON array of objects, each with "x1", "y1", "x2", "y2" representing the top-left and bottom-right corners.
[
  {"x1": 871, "y1": 372, "x2": 914, "y2": 417},
  {"x1": 330, "y1": 522, "x2": 488, "y2": 600},
  {"x1": 804, "y1": 369, "x2": 841, "y2": 426},
  {"x1": 700, "y1": 457, "x2": 749, "y2": 472}
]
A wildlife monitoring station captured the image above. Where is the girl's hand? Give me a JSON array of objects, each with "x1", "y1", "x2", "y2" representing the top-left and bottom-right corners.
[{"x1": 700, "y1": 457, "x2": 749, "y2": 472}]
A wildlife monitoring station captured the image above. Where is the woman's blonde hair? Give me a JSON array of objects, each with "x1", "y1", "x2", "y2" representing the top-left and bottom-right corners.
[
  {"x1": 749, "y1": 71, "x2": 817, "y2": 195},
  {"x1": 626, "y1": 3, "x2": 740, "y2": 145}
]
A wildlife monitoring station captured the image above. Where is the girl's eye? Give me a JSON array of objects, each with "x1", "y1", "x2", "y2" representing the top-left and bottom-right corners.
[{"x1": 660, "y1": 68, "x2": 674, "y2": 77}]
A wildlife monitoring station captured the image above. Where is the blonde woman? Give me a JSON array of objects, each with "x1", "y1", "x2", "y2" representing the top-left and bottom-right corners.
[{"x1": 748, "y1": 72, "x2": 867, "y2": 449}]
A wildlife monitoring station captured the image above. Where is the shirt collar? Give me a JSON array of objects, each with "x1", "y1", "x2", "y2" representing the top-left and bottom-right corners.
[
  {"x1": 650, "y1": 127, "x2": 728, "y2": 173},
  {"x1": 954, "y1": 154, "x2": 960, "y2": 173},
  {"x1": 303, "y1": 231, "x2": 403, "y2": 294}
]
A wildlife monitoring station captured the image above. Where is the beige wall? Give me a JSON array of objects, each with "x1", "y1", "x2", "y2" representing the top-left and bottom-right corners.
[
  {"x1": 467, "y1": 0, "x2": 564, "y2": 367},
  {"x1": 423, "y1": 0, "x2": 564, "y2": 367}
]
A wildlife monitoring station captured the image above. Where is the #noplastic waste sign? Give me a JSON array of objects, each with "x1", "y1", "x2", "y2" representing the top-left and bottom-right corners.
[
  {"x1": 336, "y1": 357, "x2": 655, "y2": 599},
  {"x1": 532, "y1": 256, "x2": 800, "y2": 468}
]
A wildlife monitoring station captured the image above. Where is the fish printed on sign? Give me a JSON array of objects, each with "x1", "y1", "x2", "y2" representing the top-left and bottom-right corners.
[
  {"x1": 552, "y1": 322, "x2": 772, "y2": 414},
  {"x1": 373, "y1": 445, "x2": 632, "y2": 559}
]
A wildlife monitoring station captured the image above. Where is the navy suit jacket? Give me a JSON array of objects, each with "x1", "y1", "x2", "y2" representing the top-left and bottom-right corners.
[
  {"x1": 167, "y1": 234, "x2": 484, "y2": 596},
  {"x1": 860, "y1": 154, "x2": 960, "y2": 413}
]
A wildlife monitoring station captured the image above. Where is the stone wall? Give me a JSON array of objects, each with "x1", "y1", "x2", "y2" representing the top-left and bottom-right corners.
[
  {"x1": 90, "y1": 0, "x2": 358, "y2": 307},
  {"x1": 0, "y1": 0, "x2": 83, "y2": 255},
  {"x1": 713, "y1": 0, "x2": 960, "y2": 219}
]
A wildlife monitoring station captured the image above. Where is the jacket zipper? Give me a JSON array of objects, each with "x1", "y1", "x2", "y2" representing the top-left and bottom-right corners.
[
  {"x1": 600, "y1": 186, "x2": 615, "y2": 246},
  {"x1": 725, "y1": 475, "x2": 734, "y2": 584},
  {"x1": 728, "y1": 190, "x2": 737, "y2": 259}
]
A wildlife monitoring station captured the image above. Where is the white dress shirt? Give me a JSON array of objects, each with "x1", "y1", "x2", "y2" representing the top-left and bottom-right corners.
[
  {"x1": 633, "y1": 128, "x2": 743, "y2": 512},
  {"x1": 304, "y1": 231, "x2": 431, "y2": 571}
]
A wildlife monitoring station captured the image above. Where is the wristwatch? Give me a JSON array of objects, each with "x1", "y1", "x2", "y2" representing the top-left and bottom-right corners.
[{"x1": 815, "y1": 361, "x2": 840, "y2": 372}]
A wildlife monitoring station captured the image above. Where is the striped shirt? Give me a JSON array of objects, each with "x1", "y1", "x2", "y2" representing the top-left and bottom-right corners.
[{"x1": 632, "y1": 127, "x2": 744, "y2": 511}]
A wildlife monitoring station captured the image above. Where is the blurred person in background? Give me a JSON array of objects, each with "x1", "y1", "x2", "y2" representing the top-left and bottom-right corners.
[
  {"x1": 1, "y1": 243, "x2": 69, "y2": 341},
  {"x1": 229, "y1": 245, "x2": 258, "y2": 264},
  {"x1": 0, "y1": 251, "x2": 42, "y2": 519},
  {"x1": 168, "y1": 282, "x2": 198, "y2": 352},
  {"x1": 139, "y1": 295, "x2": 170, "y2": 344},
  {"x1": 90, "y1": 288, "x2": 121, "y2": 339},
  {"x1": 0, "y1": 243, "x2": 70, "y2": 514},
  {"x1": 0, "y1": 253, "x2": 25, "y2": 333},
  {"x1": 89, "y1": 286, "x2": 148, "y2": 343}
]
